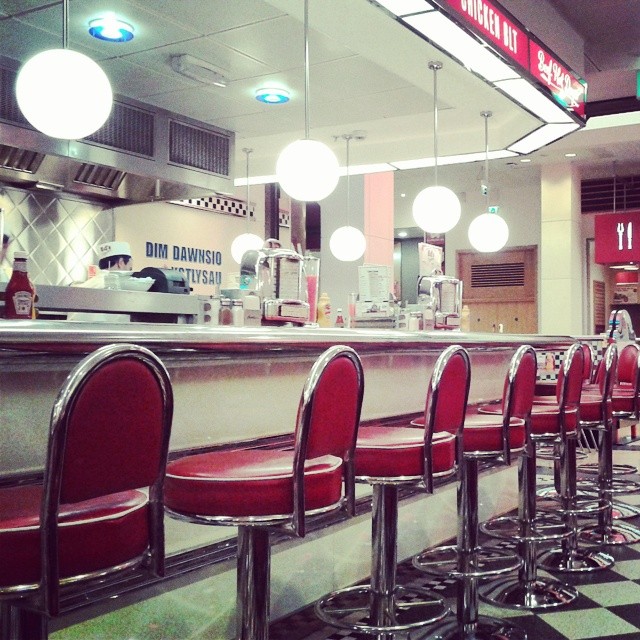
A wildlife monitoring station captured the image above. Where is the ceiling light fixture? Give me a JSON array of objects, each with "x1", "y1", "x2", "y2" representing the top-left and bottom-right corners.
[
  {"x1": 231, "y1": 148, "x2": 263, "y2": 265},
  {"x1": 412, "y1": 61, "x2": 461, "y2": 235},
  {"x1": 88, "y1": 13, "x2": 134, "y2": 42},
  {"x1": 330, "y1": 133, "x2": 367, "y2": 262},
  {"x1": 508, "y1": 122, "x2": 580, "y2": 155},
  {"x1": 255, "y1": 87, "x2": 290, "y2": 104},
  {"x1": 16, "y1": 0, "x2": 113, "y2": 139},
  {"x1": 275, "y1": 0, "x2": 339, "y2": 202},
  {"x1": 468, "y1": 111, "x2": 509, "y2": 253},
  {"x1": 171, "y1": 54, "x2": 228, "y2": 87}
]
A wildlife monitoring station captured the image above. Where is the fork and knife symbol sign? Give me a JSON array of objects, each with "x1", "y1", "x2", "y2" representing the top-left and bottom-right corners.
[{"x1": 617, "y1": 222, "x2": 633, "y2": 250}]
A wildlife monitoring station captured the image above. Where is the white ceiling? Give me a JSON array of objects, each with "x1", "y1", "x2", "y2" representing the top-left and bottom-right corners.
[{"x1": 1, "y1": 0, "x2": 639, "y2": 186}]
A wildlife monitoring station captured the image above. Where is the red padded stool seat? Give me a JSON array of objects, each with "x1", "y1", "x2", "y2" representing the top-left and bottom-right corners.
[
  {"x1": 0, "y1": 485, "x2": 149, "y2": 589},
  {"x1": 166, "y1": 449, "x2": 343, "y2": 518},
  {"x1": 355, "y1": 429, "x2": 455, "y2": 478},
  {"x1": 462, "y1": 413, "x2": 525, "y2": 453}
]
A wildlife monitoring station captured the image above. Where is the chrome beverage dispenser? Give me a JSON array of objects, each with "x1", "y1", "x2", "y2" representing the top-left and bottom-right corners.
[
  {"x1": 417, "y1": 272, "x2": 463, "y2": 330},
  {"x1": 240, "y1": 239, "x2": 309, "y2": 325}
]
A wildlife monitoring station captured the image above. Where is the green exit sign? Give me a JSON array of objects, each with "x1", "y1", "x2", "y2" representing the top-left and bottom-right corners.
[{"x1": 488, "y1": 205, "x2": 500, "y2": 214}]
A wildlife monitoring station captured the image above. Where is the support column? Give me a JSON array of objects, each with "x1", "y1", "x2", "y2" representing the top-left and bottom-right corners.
[{"x1": 540, "y1": 164, "x2": 583, "y2": 335}]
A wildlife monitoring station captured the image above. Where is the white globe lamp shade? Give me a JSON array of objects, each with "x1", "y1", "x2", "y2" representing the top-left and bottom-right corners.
[
  {"x1": 231, "y1": 233, "x2": 263, "y2": 264},
  {"x1": 329, "y1": 226, "x2": 366, "y2": 262},
  {"x1": 276, "y1": 139, "x2": 340, "y2": 202},
  {"x1": 468, "y1": 213, "x2": 509, "y2": 253},
  {"x1": 16, "y1": 49, "x2": 113, "y2": 140},
  {"x1": 412, "y1": 185, "x2": 461, "y2": 233}
]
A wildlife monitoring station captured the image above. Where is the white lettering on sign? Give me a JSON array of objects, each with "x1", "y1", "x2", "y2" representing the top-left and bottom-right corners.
[
  {"x1": 536, "y1": 50, "x2": 582, "y2": 108},
  {"x1": 616, "y1": 222, "x2": 633, "y2": 251},
  {"x1": 459, "y1": 0, "x2": 520, "y2": 55}
]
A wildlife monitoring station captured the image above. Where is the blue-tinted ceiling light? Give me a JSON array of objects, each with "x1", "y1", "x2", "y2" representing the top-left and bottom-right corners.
[
  {"x1": 89, "y1": 14, "x2": 134, "y2": 42},
  {"x1": 255, "y1": 87, "x2": 290, "y2": 104}
]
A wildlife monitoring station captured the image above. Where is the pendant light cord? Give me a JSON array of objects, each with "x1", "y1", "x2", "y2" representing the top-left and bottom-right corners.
[
  {"x1": 62, "y1": 0, "x2": 68, "y2": 48},
  {"x1": 304, "y1": 0, "x2": 310, "y2": 140},
  {"x1": 482, "y1": 111, "x2": 492, "y2": 205},
  {"x1": 243, "y1": 147, "x2": 253, "y2": 227},
  {"x1": 428, "y1": 61, "x2": 442, "y2": 186}
]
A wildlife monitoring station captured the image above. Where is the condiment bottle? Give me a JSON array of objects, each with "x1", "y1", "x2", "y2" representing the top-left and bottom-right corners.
[
  {"x1": 317, "y1": 292, "x2": 331, "y2": 327},
  {"x1": 334, "y1": 308, "x2": 345, "y2": 328},
  {"x1": 4, "y1": 251, "x2": 36, "y2": 319},
  {"x1": 219, "y1": 298, "x2": 233, "y2": 326},
  {"x1": 232, "y1": 299, "x2": 244, "y2": 327}
]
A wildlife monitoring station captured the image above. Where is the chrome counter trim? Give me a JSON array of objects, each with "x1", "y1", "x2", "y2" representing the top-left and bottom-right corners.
[{"x1": 0, "y1": 321, "x2": 575, "y2": 356}]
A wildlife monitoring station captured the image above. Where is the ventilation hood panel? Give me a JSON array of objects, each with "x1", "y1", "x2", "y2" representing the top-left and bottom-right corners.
[{"x1": 0, "y1": 64, "x2": 235, "y2": 203}]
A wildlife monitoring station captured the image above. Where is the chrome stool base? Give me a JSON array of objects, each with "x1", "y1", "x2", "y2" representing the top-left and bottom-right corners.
[
  {"x1": 315, "y1": 584, "x2": 448, "y2": 635},
  {"x1": 538, "y1": 548, "x2": 614, "y2": 573},
  {"x1": 480, "y1": 576, "x2": 578, "y2": 610},
  {"x1": 480, "y1": 515, "x2": 571, "y2": 543},
  {"x1": 579, "y1": 520, "x2": 640, "y2": 545},
  {"x1": 415, "y1": 616, "x2": 527, "y2": 640},
  {"x1": 414, "y1": 544, "x2": 522, "y2": 580}
]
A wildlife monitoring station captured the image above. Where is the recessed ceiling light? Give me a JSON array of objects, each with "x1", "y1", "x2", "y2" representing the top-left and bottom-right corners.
[
  {"x1": 255, "y1": 87, "x2": 290, "y2": 104},
  {"x1": 400, "y1": 192, "x2": 406, "y2": 197},
  {"x1": 88, "y1": 13, "x2": 134, "y2": 42},
  {"x1": 398, "y1": 231, "x2": 408, "y2": 238},
  {"x1": 520, "y1": 158, "x2": 531, "y2": 163},
  {"x1": 565, "y1": 152, "x2": 577, "y2": 157}
]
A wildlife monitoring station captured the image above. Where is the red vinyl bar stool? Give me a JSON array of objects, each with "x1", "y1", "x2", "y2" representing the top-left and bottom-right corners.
[
  {"x1": 164, "y1": 345, "x2": 364, "y2": 640},
  {"x1": 537, "y1": 344, "x2": 615, "y2": 573},
  {"x1": 315, "y1": 344, "x2": 468, "y2": 636},
  {"x1": 0, "y1": 344, "x2": 174, "y2": 640},
  {"x1": 413, "y1": 345, "x2": 535, "y2": 640},
  {"x1": 478, "y1": 346, "x2": 579, "y2": 610}
]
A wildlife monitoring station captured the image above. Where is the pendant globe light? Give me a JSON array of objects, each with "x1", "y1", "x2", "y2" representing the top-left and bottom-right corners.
[
  {"x1": 16, "y1": 0, "x2": 113, "y2": 140},
  {"x1": 412, "y1": 61, "x2": 461, "y2": 234},
  {"x1": 468, "y1": 111, "x2": 509, "y2": 253},
  {"x1": 330, "y1": 133, "x2": 366, "y2": 262},
  {"x1": 275, "y1": 0, "x2": 339, "y2": 202},
  {"x1": 231, "y1": 148, "x2": 264, "y2": 264}
]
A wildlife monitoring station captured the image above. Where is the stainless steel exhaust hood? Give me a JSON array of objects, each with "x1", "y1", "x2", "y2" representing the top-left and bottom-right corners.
[{"x1": 0, "y1": 62, "x2": 235, "y2": 203}]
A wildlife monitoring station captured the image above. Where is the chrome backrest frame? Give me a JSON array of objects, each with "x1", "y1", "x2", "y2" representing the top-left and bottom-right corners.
[{"x1": 557, "y1": 342, "x2": 584, "y2": 439}]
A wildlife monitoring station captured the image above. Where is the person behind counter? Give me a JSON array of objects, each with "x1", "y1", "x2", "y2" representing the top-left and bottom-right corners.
[
  {"x1": 98, "y1": 241, "x2": 133, "y2": 272},
  {"x1": 0, "y1": 234, "x2": 11, "y2": 283}
]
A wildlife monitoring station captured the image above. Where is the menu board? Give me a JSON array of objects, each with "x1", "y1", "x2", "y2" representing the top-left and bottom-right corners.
[{"x1": 358, "y1": 265, "x2": 390, "y2": 302}]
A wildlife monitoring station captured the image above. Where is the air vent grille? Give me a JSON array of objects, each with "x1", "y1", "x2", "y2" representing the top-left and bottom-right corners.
[
  {"x1": 582, "y1": 176, "x2": 640, "y2": 213},
  {"x1": 0, "y1": 67, "x2": 29, "y2": 127},
  {"x1": 85, "y1": 101, "x2": 154, "y2": 157},
  {"x1": 169, "y1": 120, "x2": 230, "y2": 176},
  {"x1": 74, "y1": 163, "x2": 126, "y2": 190},
  {"x1": 0, "y1": 144, "x2": 44, "y2": 173},
  {"x1": 470, "y1": 262, "x2": 525, "y2": 288}
]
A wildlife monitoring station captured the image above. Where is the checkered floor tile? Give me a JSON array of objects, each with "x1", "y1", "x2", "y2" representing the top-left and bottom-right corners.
[{"x1": 270, "y1": 461, "x2": 640, "y2": 640}]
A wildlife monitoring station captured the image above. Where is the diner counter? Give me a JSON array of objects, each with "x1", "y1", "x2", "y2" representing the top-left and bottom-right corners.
[{"x1": 0, "y1": 320, "x2": 575, "y2": 479}]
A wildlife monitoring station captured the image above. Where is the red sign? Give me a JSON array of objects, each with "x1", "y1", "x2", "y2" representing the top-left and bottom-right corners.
[
  {"x1": 595, "y1": 212, "x2": 640, "y2": 264},
  {"x1": 439, "y1": 0, "x2": 529, "y2": 68},
  {"x1": 530, "y1": 41, "x2": 587, "y2": 117}
]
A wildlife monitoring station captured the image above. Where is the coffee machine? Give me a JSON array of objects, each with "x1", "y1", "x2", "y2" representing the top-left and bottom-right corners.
[
  {"x1": 240, "y1": 239, "x2": 309, "y2": 325},
  {"x1": 417, "y1": 272, "x2": 463, "y2": 330}
]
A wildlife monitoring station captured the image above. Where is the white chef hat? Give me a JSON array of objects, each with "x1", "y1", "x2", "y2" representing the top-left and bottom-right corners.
[{"x1": 98, "y1": 241, "x2": 131, "y2": 259}]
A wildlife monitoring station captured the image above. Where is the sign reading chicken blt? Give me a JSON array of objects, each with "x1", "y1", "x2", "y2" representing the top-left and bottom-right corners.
[{"x1": 439, "y1": 0, "x2": 528, "y2": 68}]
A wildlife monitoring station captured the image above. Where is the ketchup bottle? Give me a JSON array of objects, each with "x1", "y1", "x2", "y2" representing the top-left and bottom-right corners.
[{"x1": 4, "y1": 251, "x2": 36, "y2": 319}]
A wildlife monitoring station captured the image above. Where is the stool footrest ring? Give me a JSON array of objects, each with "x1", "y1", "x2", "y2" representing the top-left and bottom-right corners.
[
  {"x1": 421, "y1": 614, "x2": 527, "y2": 640},
  {"x1": 578, "y1": 478, "x2": 640, "y2": 495},
  {"x1": 479, "y1": 576, "x2": 578, "y2": 610},
  {"x1": 314, "y1": 583, "x2": 449, "y2": 634},
  {"x1": 537, "y1": 547, "x2": 614, "y2": 573},
  {"x1": 481, "y1": 515, "x2": 572, "y2": 543},
  {"x1": 578, "y1": 520, "x2": 640, "y2": 546},
  {"x1": 413, "y1": 544, "x2": 521, "y2": 579}
]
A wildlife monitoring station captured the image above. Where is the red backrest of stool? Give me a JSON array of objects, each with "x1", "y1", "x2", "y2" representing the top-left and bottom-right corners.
[
  {"x1": 581, "y1": 343, "x2": 595, "y2": 383},
  {"x1": 557, "y1": 342, "x2": 584, "y2": 434},
  {"x1": 59, "y1": 357, "x2": 171, "y2": 503},
  {"x1": 599, "y1": 343, "x2": 618, "y2": 401},
  {"x1": 505, "y1": 345, "x2": 537, "y2": 421},
  {"x1": 617, "y1": 344, "x2": 640, "y2": 385},
  {"x1": 292, "y1": 346, "x2": 364, "y2": 530}
]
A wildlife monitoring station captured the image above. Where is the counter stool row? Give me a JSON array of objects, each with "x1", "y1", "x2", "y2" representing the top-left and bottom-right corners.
[{"x1": 1, "y1": 340, "x2": 637, "y2": 640}]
